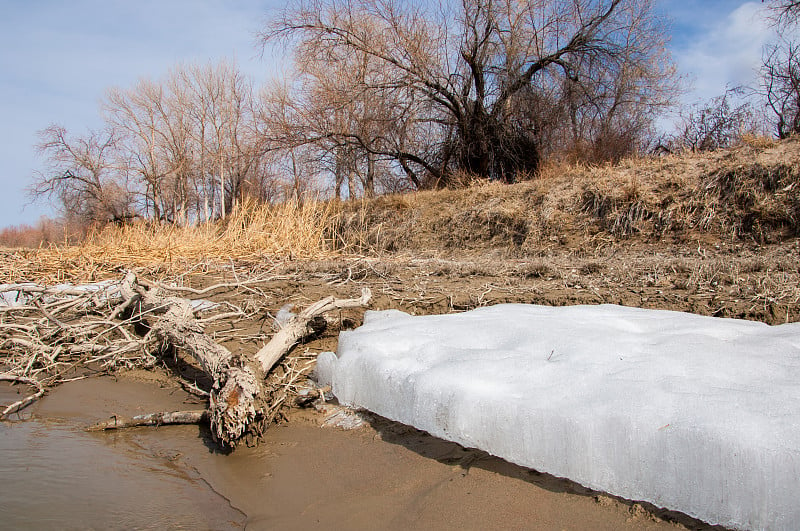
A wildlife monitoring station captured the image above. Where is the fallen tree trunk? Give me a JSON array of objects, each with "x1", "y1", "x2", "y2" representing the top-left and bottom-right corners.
[
  {"x1": 254, "y1": 288, "x2": 372, "y2": 372},
  {"x1": 118, "y1": 273, "x2": 263, "y2": 446},
  {"x1": 115, "y1": 273, "x2": 370, "y2": 447}
]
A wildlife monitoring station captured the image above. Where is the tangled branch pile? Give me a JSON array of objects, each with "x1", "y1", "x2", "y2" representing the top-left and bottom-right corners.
[
  {"x1": 1, "y1": 280, "x2": 155, "y2": 420},
  {"x1": 0, "y1": 272, "x2": 371, "y2": 447}
]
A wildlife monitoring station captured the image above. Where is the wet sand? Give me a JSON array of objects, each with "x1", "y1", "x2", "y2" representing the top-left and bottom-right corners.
[{"x1": 1, "y1": 374, "x2": 720, "y2": 530}]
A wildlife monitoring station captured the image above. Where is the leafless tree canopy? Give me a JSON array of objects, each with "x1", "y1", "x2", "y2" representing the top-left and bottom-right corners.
[
  {"x1": 768, "y1": 0, "x2": 800, "y2": 28},
  {"x1": 672, "y1": 90, "x2": 765, "y2": 152},
  {"x1": 755, "y1": 1, "x2": 800, "y2": 138},
  {"x1": 31, "y1": 1, "x2": 680, "y2": 223},
  {"x1": 262, "y1": 0, "x2": 677, "y2": 186},
  {"x1": 32, "y1": 125, "x2": 134, "y2": 224},
  {"x1": 31, "y1": 61, "x2": 280, "y2": 226},
  {"x1": 105, "y1": 62, "x2": 267, "y2": 223},
  {"x1": 760, "y1": 37, "x2": 800, "y2": 138}
]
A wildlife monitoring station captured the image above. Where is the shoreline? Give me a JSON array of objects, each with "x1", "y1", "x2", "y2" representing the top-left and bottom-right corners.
[{"x1": 2, "y1": 373, "x2": 728, "y2": 530}]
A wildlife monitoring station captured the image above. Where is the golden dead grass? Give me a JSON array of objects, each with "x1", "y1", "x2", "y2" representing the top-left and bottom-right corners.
[
  {"x1": 83, "y1": 198, "x2": 340, "y2": 262},
  {"x1": 0, "y1": 199, "x2": 347, "y2": 283}
]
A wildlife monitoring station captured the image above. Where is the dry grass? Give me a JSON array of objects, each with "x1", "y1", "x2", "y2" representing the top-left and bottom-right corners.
[
  {"x1": 3, "y1": 137, "x2": 800, "y2": 283},
  {"x1": 0, "y1": 199, "x2": 347, "y2": 283},
  {"x1": 328, "y1": 194, "x2": 418, "y2": 253},
  {"x1": 80, "y1": 198, "x2": 341, "y2": 262}
]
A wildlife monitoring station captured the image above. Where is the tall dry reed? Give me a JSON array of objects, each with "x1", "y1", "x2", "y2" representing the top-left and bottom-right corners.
[{"x1": 1, "y1": 199, "x2": 347, "y2": 282}]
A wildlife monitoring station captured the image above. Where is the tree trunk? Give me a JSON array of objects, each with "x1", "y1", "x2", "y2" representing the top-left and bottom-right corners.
[
  {"x1": 117, "y1": 274, "x2": 371, "y2": 447},
  {"x1": 119, "y1": 272, "x2": 261, "y2": 445}
]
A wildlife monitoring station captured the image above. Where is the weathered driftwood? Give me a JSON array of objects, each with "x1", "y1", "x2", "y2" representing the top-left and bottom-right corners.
[
  {"x1": 87, "y1": 410, "x2": 208, "y2": 431},
  {"x1": 0, "y1": 373, "x2": 46, "y2": 419},
  {"x1": 1, "y1": 272, "x2": 371, "y2": 448},
  {"x1": 254, "y1": 288, "x2": 372, "y2": 372},
  {"x1": 118, "y1": 272, "x2": 263, "y2": 446},
  {"x1": 115, "y1": 273, "x2": 371, "y2": 447}
]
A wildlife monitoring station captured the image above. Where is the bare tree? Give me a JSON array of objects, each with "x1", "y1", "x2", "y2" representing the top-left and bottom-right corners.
[
  {"x1": 30, "y1": 125, "x2": 134, "y2": 225},
  {"x1": 32, "y1": 60, "x2": 271, "y2": 227},
  {"x1": 750, "y1": 0, "x2": 800, "y2": 138},
  {"x1": 262, "y1": 0, "x2": 677, "y2": 186},
  {"x1": 260, "y1": 42, "x2": 421, "y2": 198},
  {"x1": 759, "y1": 34, "x2": 800, "y2": 139},
  {"x1": 186, "y1": 61, "x2": 265, "y2": 219},
  {"x1": 768, "y1": 0, "x2": 800, "y2": 27},
  {"x1": 105, "y1": 79, "x2": 174, "y2": 221},
  {"x1": 104, "y1": 62, "x2": 267, "y2": 223},
  {"x1": 673, "y1": 90, "x2": 765, "y2": 151}
]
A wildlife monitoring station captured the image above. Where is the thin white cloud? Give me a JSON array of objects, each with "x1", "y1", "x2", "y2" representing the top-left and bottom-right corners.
[{"x1": 675, "y1": 1, "x2": 774, "y2": 105}]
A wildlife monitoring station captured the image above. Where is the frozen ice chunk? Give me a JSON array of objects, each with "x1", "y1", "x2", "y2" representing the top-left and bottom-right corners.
[
  {"x1": 315, "y1": 351, "x2": 336, "y2": 388},
  {"x1": 324, "y1": 304, "x2": 800, "y2": 531},
  {"x1": 0, "y1": 281, "x2": 118, "y2": 307},
  {"x1": 273, "y1": 303, "x2": 296, "y2": 330}
]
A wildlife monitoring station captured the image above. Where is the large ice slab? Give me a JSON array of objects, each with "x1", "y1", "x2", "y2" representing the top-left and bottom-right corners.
[{"x1": 316, "y1": 304, "x2": 800, "y2": 530}]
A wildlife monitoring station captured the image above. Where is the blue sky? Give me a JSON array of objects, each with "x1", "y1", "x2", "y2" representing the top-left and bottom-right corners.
[{"x1": 0, "y1": 0, "x2": 776, "y2": 229}]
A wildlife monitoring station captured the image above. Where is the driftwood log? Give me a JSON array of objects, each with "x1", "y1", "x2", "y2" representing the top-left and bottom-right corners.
[
  {"x1": 0, "y1": 373, "x2": 46, "y2": 418},
  {"x1": 254, "y1": 289, "x2": 372, "y2": 371},
  {"x1": 87, "y1": 410, "x2": 209, "y2": 431},
  {"x1": 116, "y1": 272, "x2": 263, "y2": 445},
  {"x1": 105, "y1": 273, "x2": 371, "y2": 446}
]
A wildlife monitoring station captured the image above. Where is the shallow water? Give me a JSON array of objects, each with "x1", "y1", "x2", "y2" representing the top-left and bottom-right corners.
[
  {"x1": 0, "y1": 419, "x2": 245, "y2": 529},
  {"x1": 0, "y1": 378, "x2": 245, "y2": 530}
]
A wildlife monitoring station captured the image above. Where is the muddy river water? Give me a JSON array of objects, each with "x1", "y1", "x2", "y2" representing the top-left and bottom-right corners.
[
  {"x1": 0, "y1": 377, "x2": 247, "y2": 529},
  {"x1": 1, "y1": 375, "x2": 702, "y2": 530}
]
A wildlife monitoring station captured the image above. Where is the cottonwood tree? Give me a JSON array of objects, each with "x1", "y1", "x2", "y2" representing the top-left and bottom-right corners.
[
  {"x1": 32, "y1": 61, "x2": 269, "y2": 226},
  {"x1": 193, "y1": 61, "x2": 264, "y2": 218},
  {"x1": 31, "y1": 125, "x2": 134, "y2": 225},
  {"x1": 177, "y1": 61, "x2": 267, "y2": 219},
  {"x1": 261, "y1": 41, "x2": 424, "y2": 197},
  {"x1": 105, "y1": 79, "x2": 179, "y2": 221},
  {"x1": 262, "y1": 0, "x2": 677, "y2": 186},
  {"x1": 259, "y1": 80, "x2": 327, "y2": 199}
]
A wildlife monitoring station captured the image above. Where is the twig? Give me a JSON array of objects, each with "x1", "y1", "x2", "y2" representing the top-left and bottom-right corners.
[
  {"x1": 0, "y1": 373, "x2": 46, "y2": 419},
  {"x1": 153, "y1": 274, "x2": 290, "y2": 296}
]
